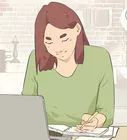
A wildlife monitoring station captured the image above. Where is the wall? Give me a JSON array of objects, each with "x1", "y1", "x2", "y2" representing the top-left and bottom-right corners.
[{"x1": 0, "y1": 0, "x2": 127, "y2": 125}]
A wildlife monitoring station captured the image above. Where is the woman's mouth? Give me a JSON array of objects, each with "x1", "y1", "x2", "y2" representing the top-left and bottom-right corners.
[{"x1": 56, "y1": 50, "x2": 67, "y2": 56}]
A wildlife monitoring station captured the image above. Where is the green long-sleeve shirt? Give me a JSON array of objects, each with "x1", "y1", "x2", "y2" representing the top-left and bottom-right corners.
[{"x1": 21, "y1": 45, "x2": 115, "y2": 127}]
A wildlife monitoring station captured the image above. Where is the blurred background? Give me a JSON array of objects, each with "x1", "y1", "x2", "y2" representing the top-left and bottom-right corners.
[{"x1": 0, "y1": 0, "x2": 127, "y2": 126}]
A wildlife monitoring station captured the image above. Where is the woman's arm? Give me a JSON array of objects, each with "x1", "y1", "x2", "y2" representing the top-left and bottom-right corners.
[
  {"x1": 21, "y1": 50, "x2": 38, "y2": 96},
  {"x1": 76, "y1": 48, "x2": 115, "y2": 131},
  {"x1": 95, "y1": 49, "x2": 115, "y2": 127}
]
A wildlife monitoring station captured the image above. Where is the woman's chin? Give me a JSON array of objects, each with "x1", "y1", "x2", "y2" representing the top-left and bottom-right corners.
[{"x1": 56, "y1": 56, "x2": 69, "y2": 62}]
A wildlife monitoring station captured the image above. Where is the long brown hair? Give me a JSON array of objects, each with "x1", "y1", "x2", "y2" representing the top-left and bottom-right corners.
[{"x1": 35, "y1": 2, "x2": 89, "y2": 73}]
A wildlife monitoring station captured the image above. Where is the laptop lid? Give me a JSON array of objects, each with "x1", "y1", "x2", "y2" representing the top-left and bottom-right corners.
[{"x1": 0, "y1": 94, "x2": 50, "y2": 140}]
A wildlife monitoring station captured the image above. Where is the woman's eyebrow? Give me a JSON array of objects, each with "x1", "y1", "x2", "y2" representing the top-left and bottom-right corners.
[
  {"x1": 45, "y1": 37, "x2": 52, "y2": 40},
  {"x1": 60, "y1": 33, "x2": 67, "y2": 38}
]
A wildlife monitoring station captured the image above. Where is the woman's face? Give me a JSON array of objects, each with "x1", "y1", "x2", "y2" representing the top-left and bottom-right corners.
[{"x1": 44, "y1": 23, "x2": 81, "y2": 61}]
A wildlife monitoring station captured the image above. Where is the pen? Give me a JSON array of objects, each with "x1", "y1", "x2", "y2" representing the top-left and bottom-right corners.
[{"x1": 79, "y1": 112, "x2": 98, "y2": 130}]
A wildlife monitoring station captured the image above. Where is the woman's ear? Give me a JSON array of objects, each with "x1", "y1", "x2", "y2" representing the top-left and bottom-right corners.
[{"x1": 74, "y1": 23, "x2": 81, "y2": 36}]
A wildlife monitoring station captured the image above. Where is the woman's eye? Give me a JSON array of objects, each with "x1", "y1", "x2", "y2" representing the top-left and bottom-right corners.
[
  {"x1": 62, "y1": 38, "x2": 69, "y2": 42},
  {"x1": 45, "y1": 42, "x2": 53, "y2": 44}
]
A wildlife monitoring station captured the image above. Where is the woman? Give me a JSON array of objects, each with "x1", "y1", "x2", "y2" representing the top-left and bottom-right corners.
[{"x1": 22, "y1": 2, "x2": 115, "y2": 131}]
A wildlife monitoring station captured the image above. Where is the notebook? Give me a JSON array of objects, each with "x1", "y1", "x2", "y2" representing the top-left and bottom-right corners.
[
  {"x1": 73, "y1": 127, "x2": 119, "y2": 140},
  {"x1": 48, "y1": 125, "x2": 109, "y2": 137}
]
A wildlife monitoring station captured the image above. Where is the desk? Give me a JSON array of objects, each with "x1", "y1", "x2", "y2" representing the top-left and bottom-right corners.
[{"x1": 112, "y1": 127, "x2": 127, "y2": 140}]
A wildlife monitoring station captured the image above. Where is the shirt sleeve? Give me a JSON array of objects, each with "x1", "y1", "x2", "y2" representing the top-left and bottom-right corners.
[
  {"x1": 21, "y1": 50, "x2": 38, "y2": 96},
  {"x1": 96, "y1": 49, "x2": 115, "y2": 127}
]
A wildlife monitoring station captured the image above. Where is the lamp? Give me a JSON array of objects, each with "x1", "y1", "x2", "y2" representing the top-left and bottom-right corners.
[{"x1": 10, "y1": 35, "x2": 20, "y2": 63}]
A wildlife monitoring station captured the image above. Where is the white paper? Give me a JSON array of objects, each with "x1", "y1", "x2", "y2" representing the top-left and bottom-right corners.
[
  {"x1": 113, "y1": 127, "x2": 119, "y2": 137},
  {"x1": 72, "y1": 127, "x2": 119, "y2": 140},
  {"x1": 64, "y1": 127, "x2": 109, "y2": 137}
]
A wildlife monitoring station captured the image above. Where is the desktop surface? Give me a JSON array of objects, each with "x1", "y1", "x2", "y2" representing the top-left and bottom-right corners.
[{"x1": 112, "y1": 127, "x2": 127, "y2": 140}]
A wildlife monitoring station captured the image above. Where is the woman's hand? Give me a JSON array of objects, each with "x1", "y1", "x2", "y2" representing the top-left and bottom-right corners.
[{"x1": 76, "y1": 113, "x2": 106, "y2": 132}]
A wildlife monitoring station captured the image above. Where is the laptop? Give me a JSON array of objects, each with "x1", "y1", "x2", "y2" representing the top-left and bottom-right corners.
[
  {"x1": 0, "y1": 94, "x2": 49, "y2": 140},
  {"x1": 0, "y1": 94, "x2": 71, "y2": 140}
]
